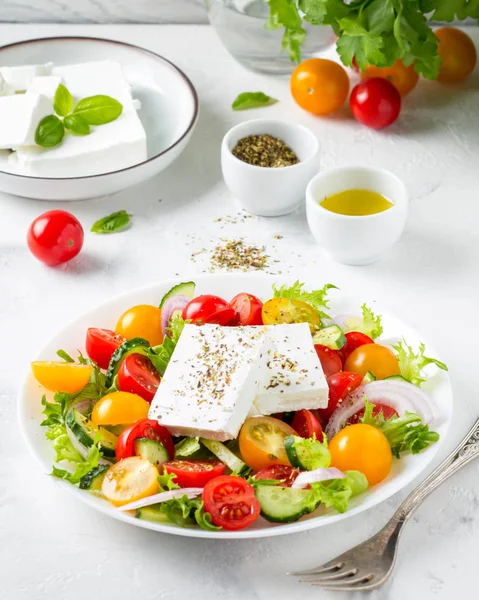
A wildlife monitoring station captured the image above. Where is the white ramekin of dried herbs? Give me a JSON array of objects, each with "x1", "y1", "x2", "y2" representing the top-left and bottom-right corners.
[{"x1": 221, "y1": 119, "x2": 320, "y2": 217}]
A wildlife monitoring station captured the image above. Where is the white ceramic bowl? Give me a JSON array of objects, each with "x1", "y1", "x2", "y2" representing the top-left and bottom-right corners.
[
  {"x1": 306, "y1": 166, "x2": 409, "y2": 265},
  {"x1": 221, "y1": 119, "x2": 320, "y2": 217},
  {"x1": 0, "y1": 37, "x2": 198, "y2": 200}
]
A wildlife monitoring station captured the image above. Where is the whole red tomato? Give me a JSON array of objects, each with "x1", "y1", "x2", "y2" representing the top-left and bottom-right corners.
[
  {"x1": 27, "y1": 210, "x2": 84, "y2": 266},
  {"x1": 350, "y1": 78, "x2": 401, "y2": 129}
]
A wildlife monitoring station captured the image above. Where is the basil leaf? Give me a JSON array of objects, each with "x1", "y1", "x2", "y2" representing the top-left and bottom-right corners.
[
  {"x1": 73, "y1": 95, "x2": 123, "y2": 125},
  {"x1": 64, "y1": 114, "x2": 91, "y2": 136},
  {"x1": 53, "y1": 83, "x2": 73, "y2": 117},
  {"x1": 91, "y1": 210, "x2": 132, "y2": 234},
  {"x1": 232, "y1": 92, "x2": 278, "y2": 111},
  {"x1": 35, "y1": 115, "x2": 65, "y2": 148}
]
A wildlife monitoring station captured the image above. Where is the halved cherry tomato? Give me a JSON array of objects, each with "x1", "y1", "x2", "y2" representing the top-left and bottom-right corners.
[
  {"x1": 239, "y1": 416, "x2": 297, "y2": 472},
  {"x1": 329, "y1": 423, "x2": 392, "y2": 486},
  {"x1": 314, "y1": 345, "x2": 342, "y2": 377},
  {"x1": 361, "y1": 60, "x2": 419, "y2": 96},
  {"x1": 203, "y1": 475, "x2": 260, "y2": 531},
  {"x1": 316, "y1": 371, "x2": 363, "y2": 424},
  {"x1": 163, "y1": 459, "x2": 226, "y2": 488},
  {"x1": 230, "y1": 293, "x2": 263, "y2": 326},
  {"x1": 182, "y1": 295, "x2": 235, "y2": 326},
  {"x1": 115, "y1": 418, "x2": 175, "y2": 461},
  {"x1": 116, "y1": 305, "x2": 163, "y2": 346},
  {"x1": 102, "y1": 456, "x2": 159, "y2": 507},
  {"x1": 31, "y1": 361, "x2": 92, "y2": 394},
  {"x1": 262, "y1": 298, "x2": 320, "y2": 332},
  {"x1": 85, "y1": 328, "x2": 126, "y2": 370},
  {"x1": 291, "y1": 58, "x2": 349, "y2": 115},
  {"x1": 347, "y1": 403, "x2": 398, "y2": 426},
  {"x1": 344, "y1": 344, "x2": 400, "y2": 380},
  {"x1": 117, "y1": 353, "x2": 160, "y2": 403},
  {"x1": 339, "y1": 331, "x2": 374, "y2": 365},
  {"x1": 27, "y1": 210, "x2": 84, "y2": 266},
  {"x1": 436, "y1": 27, "x2": 477, "y2": 84},
  {"x1": 91, "y1": 391, "x2": 150, "y2": 425},
  {"x1": 291, "y1": 409, "x2": 323, "y2": 441},
  {"x1": 255, "y1": 464, "x2": 300, "y2": 487}
]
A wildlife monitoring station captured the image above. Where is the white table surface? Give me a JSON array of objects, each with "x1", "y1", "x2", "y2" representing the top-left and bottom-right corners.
[{"x1": 1, "y1": 23, "x2": 479, "y2": 600}]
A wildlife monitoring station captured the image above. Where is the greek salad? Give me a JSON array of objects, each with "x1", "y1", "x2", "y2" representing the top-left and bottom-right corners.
[{"x1": 34, "y1": 281, "x2": 447, "y2": 532}]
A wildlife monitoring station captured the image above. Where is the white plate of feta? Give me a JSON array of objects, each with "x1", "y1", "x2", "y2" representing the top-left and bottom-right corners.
[
  {"x1": 0, "y1": 37, "x2": 198, "y2": 200},
  {"x1": 18, "y1": 273, "x2": 453, "y2": 538}
]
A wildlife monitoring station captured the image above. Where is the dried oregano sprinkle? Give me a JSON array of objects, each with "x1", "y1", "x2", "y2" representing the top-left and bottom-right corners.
[
  {"x1": 210, "y1": 239, "x2": 269, "y2": 272},
  {"x1": 232, "y1": 134, "x2": 299, "y2": 168}
]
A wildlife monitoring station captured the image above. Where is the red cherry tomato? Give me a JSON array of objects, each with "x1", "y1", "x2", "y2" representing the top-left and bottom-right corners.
[
  {"x1": 115, "y1": 419, "x2": 174, "y2": 461},
  {"x1": 339, "y1": 332, "x2": 374, "y2": 365},
  {"x1": 230, "y1": 293, "x2": 263, "y2": 326},
  {"x1": 85, "y1": 328, "x2": 126, "y2": 370},
  {"x1": 350, "y1": 78, "x2": 401, "y2": 129},
  {"x1": 316, "y1": 371, "x2": 363, "y2": 424},
  {"x1": 117, "y1": 353, "x2": 161, "y2": 403},
  {"x1": 163, "y1": 459, "x2": 226, "y2": 488},
  {"x1": 291, "y1": 409, "x2": 324, "y2": 441},
  {"x1": 347, "y1": 402, "x2": 398, "y2": 426},
  {"x1": 255, "y1": 464, "x2": 300, "y2": 487},
  {"x1": 27, "y1": 210, "x2": 84, "y2": 266},
  {"x1": 314, "y1": 345, "x2": 342, "y2": 377},
  {"x1": 182, "y1": 295, "x2": 236, "y2": 326},
  {"x1": 202, "y1": 475, "x2": 260, "y2": 531}
]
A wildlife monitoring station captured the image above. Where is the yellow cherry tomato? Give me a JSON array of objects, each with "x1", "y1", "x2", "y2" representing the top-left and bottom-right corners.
[
  {"x1": 262, "y1": 298, "x2": 320, "y2": 333},
  {"x1": 344, "y1": 344, "x2": 400, "y2": 380},
  {"x1": 91, "y1": 391, "x2": 150, "y2": 426},
  {"x1": 102, "y1": 456, "x2": 159, "y2": 507},
  {"x1": 116, "y1": 304, "x2": 163, "y2": 346},
  {"x1": 239, "y1": 416, "x2": 297, "y2": 472},
  {"x1": 31, "y1": 361, "x2": 92, "y2": 394},
  {"x1": 329, "y1": 424, "x2": 392, "y2": 486},
  {"x1": 361, "y1": 60, "x2": 419, "y2": 96},
  {"x1": 435, "y1": 27, "x2": 477, "y2": 84}
]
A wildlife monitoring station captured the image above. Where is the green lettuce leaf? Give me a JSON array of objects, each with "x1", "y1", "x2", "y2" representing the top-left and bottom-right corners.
[
  {"x1": 154, "y1": 495, "x2": 221, "y2": 531},
  {"x1": 148, "y1": 315, "x2": 187, "y2": 376},
  {"x1": 272, "y1": 280, "x2": 338, "y2": 320},
  {"x1": 157, "y1": 471, "x2": 180, "y2": 491},
  {"x1": 393, "y1": 340, "x2": 448, "y2": 386},
  {"x1": 52, "y1": 441, "x2": 102, "y2": 485},
  {"x1": 309, "y1": 469, "x2": 368, "y2": 513},
  {"x1": 343, "y1": 304, "x2": 383, "y2": 339}
]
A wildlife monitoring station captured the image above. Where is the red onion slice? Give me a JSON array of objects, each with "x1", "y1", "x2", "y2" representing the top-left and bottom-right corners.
[
  {"x1": 118, "y1": 488, "x2": 203, "y2": 512},
  {"x1": 160, "y1": 295, "x2": 191, "y2": 334},
  {"x1": 292, "y1": 467, "x2": 346, "y2": 489}
]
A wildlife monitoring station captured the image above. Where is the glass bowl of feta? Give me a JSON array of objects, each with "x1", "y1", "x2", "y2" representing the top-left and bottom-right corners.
[{"x1": 0, "y1": 37, "x2": 198, "y2": 200}]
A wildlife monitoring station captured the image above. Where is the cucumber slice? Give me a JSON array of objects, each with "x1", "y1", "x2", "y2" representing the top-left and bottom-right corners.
[
  {"x1": 255, "y1": 485, "x2": 320, "y2": 523},
  {"x1": 200, "y1": 438, "x2": 247, "y2": 474},
  {"x1": 134, "y1": 438, "x2": 169, "y2": 468},
  {"x1": 312, "y1": 325, "x2": 347, "y2": 350},
  {"x1": 362, "y1": 371, "x2": 377, "y2": 384},
  {"x1": 384, "y1": 375, "x2": 410, "y2": 383},
  {"x1": 175, "y1": 437, "x2": 201, "y2": 458},
  {"x1": 105, "y1": 337, "x2": 150, "y2": 386},
  {"x1": 65, "y1": 408, "x2": 118, "y2": 458},
  {"x1": 136, "y1": 506, "x2": 170, "y2": 523},
  {"x1": 159, "y1": 282, "x2": 196, "y2": 308},
  {"x1": 79, "y1": 464, "x2": 109, "y2": 490},
  {"x1": 284, "y1": 435, "x2": 331, "y2": 471}
]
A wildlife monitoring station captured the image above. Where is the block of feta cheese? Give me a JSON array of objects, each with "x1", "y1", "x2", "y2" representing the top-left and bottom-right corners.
[
  {"x1": 149, "y1": 324, "x2": 268, "y2": 441},
  {"x1": 0, "y1": 62, "x2": 53, "y2": 93},
  {"x1": 0, "y1": 93, "x2": 52, "y2": 149},
  {"x1": 26, "y1": 75, "x2": 63, "y2": 100},
  {"x1": 253, "y1": 323, "x2": 328, "y2": 415}
]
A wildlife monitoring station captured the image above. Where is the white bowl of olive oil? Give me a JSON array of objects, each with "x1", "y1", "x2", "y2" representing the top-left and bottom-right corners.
[{"x1": 306, "y1": 166, "x2": 408, "y2": 265}]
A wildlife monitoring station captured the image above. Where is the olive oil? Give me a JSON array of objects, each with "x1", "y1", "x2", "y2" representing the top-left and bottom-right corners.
[{"x1": 320, "y1": 189, "x2": 393, "y2": 216}]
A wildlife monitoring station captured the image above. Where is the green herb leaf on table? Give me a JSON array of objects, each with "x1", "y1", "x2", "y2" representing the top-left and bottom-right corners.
[
  {"x1": 393, "y1": 340, "x2": 448, "y2": 387},
  {"x1": 232, "y1": 92, "x2": 278, "y2": 111},
  {"x1": 91, "y1": 210, "x2": 132, "y2": 234},
  {"x1": 35, "y1": 115, "x2": 65, "y2": 148},
  {"x1": 56, "y1": 349, "x2": 74, "y2": 363},
  {"x1": 53, "y1": 83, "x2": 74, "y2": 117},
  {"x1": 64, "y1": 114, "x2": 91, "y2": 136},
  {"x1": 73, "y1": 95, "x2": 123, "y2": 126},
  {"x1": 272, "y1": 280, "x2": 338, "y2": 320}
]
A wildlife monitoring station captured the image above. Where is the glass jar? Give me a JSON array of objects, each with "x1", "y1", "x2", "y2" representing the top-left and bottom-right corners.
[{"x1": 205, "y1": 0, "x2": 336, "y2": 75}]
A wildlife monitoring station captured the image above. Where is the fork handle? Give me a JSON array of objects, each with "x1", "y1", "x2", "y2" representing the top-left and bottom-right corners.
[{"x1": 393, "y1": 417, "x2": 479, "y2": 522}]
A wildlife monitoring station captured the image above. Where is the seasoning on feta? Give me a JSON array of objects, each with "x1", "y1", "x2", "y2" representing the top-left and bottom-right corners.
[
  {"x1": 0, "y1": 93, "x2": 52, "y2": 149},
  {"x1": 0, "y1": 62, "x2": 53, "y2": 93}
]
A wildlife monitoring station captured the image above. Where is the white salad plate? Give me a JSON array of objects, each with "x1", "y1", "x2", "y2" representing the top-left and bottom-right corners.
[
  {"x1": 0, "y1": 37, "x2": 198, "y2": 200},
  {"x1": 18, "y1": 273, "x2": 453, "y2": 539}
]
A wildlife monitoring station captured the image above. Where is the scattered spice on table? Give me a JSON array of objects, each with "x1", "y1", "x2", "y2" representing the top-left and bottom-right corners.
[
  {"x1": 213, "y1": 213, "x2": 256, "y2": 226},
  {"x1": 209, "y1": 239, "x2": 269, "y2": 272},
  {"x1": 273, "y1": 234, "x2": 283, "y2": 240},
  {"x1": 232, "y1": 134, "x2": 299, "y2": 168}
]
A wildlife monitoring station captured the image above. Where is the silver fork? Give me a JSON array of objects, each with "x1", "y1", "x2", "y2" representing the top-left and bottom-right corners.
[{"x1": 289, "y1": 417, "x2": 479, "y2": 592}]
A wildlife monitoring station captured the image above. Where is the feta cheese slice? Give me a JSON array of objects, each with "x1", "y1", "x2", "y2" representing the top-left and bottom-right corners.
[
  {"x1": 149, "y1": 325, "x2": 268, "y2": 441},
  {"x1": 0, "y1": 93, "x2": 52, "y2": 149},
  {"x1": 26, "y1": 75, "x2": 63, "y2": 100},
  {"x1": 254, "y1": 323, "x2": 328, "y2": 415},
  {"x1": 0, "y1": 62, "x2": 53, "y2": 93}
]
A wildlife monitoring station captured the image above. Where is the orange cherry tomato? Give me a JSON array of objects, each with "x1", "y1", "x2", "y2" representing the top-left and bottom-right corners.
[
  {"x1": 435, "y1": 27, "x2": 477, "y2": 84},
  {"x1": 239, "y1": 416, "x2": 297, "y2": 472},
  {"x1": 102, "y1": 456, "x2": 159, "y2": 507},
  {"x1": 361, "y1": 60, "x2": 419, "y2": 96},
  {"x1": 91, "y1": 391, "x2": 150, "y2": 425},
  {"x1": 116, "y1": 304, "x2": 163, "y2": 346},
  {"x1": 344, "y1": 344, "x2": 400, "y2": 380},
  {"x1": 31, "y1": 361, "x2": 92, "y2": 394},
  {"x1": 291, "y1": 58, "x2": 349, "y2": 115},
  {"x1": 329, "y1": 423, "x2": 392, "y2": 486}
]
